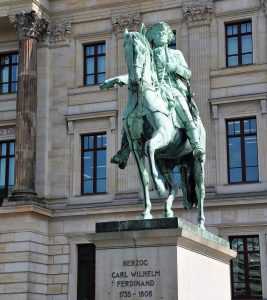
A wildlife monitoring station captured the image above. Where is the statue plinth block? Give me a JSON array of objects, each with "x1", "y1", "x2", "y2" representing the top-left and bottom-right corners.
[{"x1": 91, "y1": 218, "x2": 236, "y2": 300}]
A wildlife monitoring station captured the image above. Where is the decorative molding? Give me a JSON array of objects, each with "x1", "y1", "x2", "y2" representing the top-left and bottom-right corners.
[
  {"x1": 67, "y1": 121, "x2": 74, "y2": 135},
  {"x1": 9, "y1": 10, "x2": 49, "y2": 40},
  {"x1": 0, "y1": 127, "x2": 16, "y2": 137},
  {"x1": 111, "y1": 12, "x2": 141, "y2": 34},
  {"x1": 49, "y1": 21, "x2": 72, "y2": 43},
  {"x1": 183, "y1": 0, "x2": 213, "y2": 25},
  {"x1": 211, "y1": 104, "x2": 218, "y2": 119},
  {"x1": 110, "y1": 116, "x2": 116, "y2": 132},
  {"x1": 261, "y1": 0, "x2": 267, "y2": 14},
  {"x1": 261, "y1": 99, "x2": 267, "y2": 114}
]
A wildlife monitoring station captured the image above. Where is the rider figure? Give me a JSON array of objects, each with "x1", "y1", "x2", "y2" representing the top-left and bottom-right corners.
[{"x1": 102, "y1": 22, "x2": 205, "y2": 169}]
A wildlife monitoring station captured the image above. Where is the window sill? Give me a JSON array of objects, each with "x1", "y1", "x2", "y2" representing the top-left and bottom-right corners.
[
  {"x1": 68, "y1": 84, "x2": 117, "y2": 97},
  {"x1": 216, "y1": 181, "x2": 267, "y2": 195},
  {"x1": 210, "y1": 63, "x2": 267, "y2": 78},
  {"x1": 0, "y1": 93, "x2": 17, "y2": 102}
]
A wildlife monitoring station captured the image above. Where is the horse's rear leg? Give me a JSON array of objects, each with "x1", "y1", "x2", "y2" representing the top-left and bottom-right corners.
[
  {"x1": 145, "y1": 129, "x2": 167, "y2": 197},
  {"x1": 194, "y1": 157, "x2": 205, "y2": 229},
  {"x1": 132, "y1": 147, "x2": 152, "y2": 219},
  {"x1": 162, "y1": 168, "x2": 178, "y2": 218}
]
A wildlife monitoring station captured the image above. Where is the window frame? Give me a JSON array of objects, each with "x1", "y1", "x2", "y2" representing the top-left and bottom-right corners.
[
  {"x1": 225, "y1": 20, "x2": 253, "y2": 67},
  {"x1": 0, "y1": 51, "x2": 19, "y2": 94},
  {"x1": 229, "y1": 235, "x2": 262, "y2": 299},
  {"x1": 0, "y1": 140, "x2": 15, "y2": 204},
  {"x1": 81, "y1": 132, "x2": 107, "y2": 195},
  {"x1": 226, "y1": 117, "x2": 259, "y2": 184},
  {"x1": 83, "y1": 42, "x2": 106, "y2": 86}
]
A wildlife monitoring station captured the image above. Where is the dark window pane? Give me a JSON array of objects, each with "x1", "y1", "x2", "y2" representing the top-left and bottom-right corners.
[
  {"x1": 0, "y1": 55, "x2": 9, "y2": 64},
  {"x1": 83, "y1": 136, "x2": 89, "y2": 149},
  {"x1": 97, "y1": 56, "x2": 105, "y2": 73},
  {"x1": 8, "y1": 157, "x2": 15, "y2": 186},
  {"x1": 245, "y1": 136, "x2": 258, "y2": 166},
  {"x1": 83, "y1": 180, "x2": 93, "y2": 194},
  {"x1": 250, "y1": 119, "x2": 256, "y2": 133},
  {"x1": 96, "y1": 150, "x2": 106, "y2": 179},
  {"x1": 244, "y1": 119, "x2": 250, "y2": 133},
  {"x1": 241, "y1": 35, "x2": 252, "y2": 53},
  {"x1": 97, "y1": 73, "x2": 105, "y2": 84},
  {"x1": 83, "y1": 151, "x2": 94, "y2": 180},
  {"x1": 11, "y1": 83, "x2": 17, "y2": 93},
  {"x1": 0, "y1": 158, "x2": 6, "y2": 186},
  {"x1": 246, "y1": 166, "x2": 258, "y2": 182},
  {"x1": 9, "y1": 142, "x2": 15, "y2": 155},
  {"x1": 234, "y1": 121, "x2": 240, "y2": 134},
  {"x1": 97, "y1": 44, "x2": 105, "y2": 54},
  {"x1": 86, "y1": 57, "x2": 94, "y2": 74},
  {"x1": 230, "y1": 168, "x2": 242, "y2": 183},
  {"x1": 242, "y1": 53, "x2": 252, "y2": 65},
  {"x1": 0, "y1": 83, "x2": 8, "y2": 93},
  {"x1": 11, "y1": 54, "x2": 18, "y2": 63},
  {"x1": 228, "y1": 137, "x2": 241, "y2": 168},
  {"x1": 227, "y1": 25, "x2": 233, "y2": 36},
  {"x1": 227, "y1": 121, "x2": 235, "y2": 135},
  {"x1": 96, "y1": 179, "x2": 106, "y2": 193},
  {"x1": 86, "y1": 75, "x2": 94, "y2": 85},
  {"x1": 85, "y1": 46, "x2": 94, "y2": 56},
  {"x1": 1, "y1": 143, "x2": 7, "y2": 156},
  {"x1": 228, "y1": 37, "x2": 238, "y2": 55},
  {"x1": 12, "y1": 65, "x2": 18, "y2": 82},
  {"x1": 228, "y1": 55, "x2": 238, "y2": 67},
  {"x1": 0, "y1": 66, "x2": 9, "y2": 83}
]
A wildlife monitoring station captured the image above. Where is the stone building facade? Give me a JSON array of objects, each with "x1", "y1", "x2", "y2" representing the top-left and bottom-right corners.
[{"x1": 0, "y1": 0, "x2": 266, "y2": 299}]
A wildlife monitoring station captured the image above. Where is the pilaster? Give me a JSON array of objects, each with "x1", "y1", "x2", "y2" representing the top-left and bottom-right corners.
[
  {"x1": 111, "y1": 13, "x2": 141, "y2": 195},
  {"x1": 183, "y1": 0, "x2": 214, "y2": 187}
]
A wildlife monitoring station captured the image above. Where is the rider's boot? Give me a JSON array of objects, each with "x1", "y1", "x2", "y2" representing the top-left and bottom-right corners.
[
  {"x1": 110, "y1": 131, "x2": 130, "y2": 169},
  {"x1": 185, "y1": 121, "x2": 205, "y2": 158}
]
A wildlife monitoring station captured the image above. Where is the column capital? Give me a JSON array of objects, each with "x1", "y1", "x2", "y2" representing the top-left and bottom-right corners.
[
  {"x1": 261, "y1": 0, "x2": 267, "y2": 15},
  {"x1": 183, "y1": 0, "x2": 213, "y2": 26},
  {"x1": 111, "y1": 12, "x2": 141, "y2": 35},
  {"x1": 9, "y1": 10, "x2": 49, "y2": 40}
]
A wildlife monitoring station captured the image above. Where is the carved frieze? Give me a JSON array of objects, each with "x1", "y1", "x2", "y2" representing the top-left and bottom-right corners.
[
  {"x1": 261, "y1": 0, "x2": 267, "y2": 14},
  {"x1": 111, "y1": 13, "x2": 141, "y2": 34},
  {"x1": 183, "y1": 0, "x2": 213, "y2": 25},
  {"x1": 49, "y1": 22, "x2": 72, "y2": 42},
  {"x1": 9, "y1": 10, "x2": 49, "y2": 40},
  {"x1": 0, "y1": 128, "x2": 15, "y2": 137}
]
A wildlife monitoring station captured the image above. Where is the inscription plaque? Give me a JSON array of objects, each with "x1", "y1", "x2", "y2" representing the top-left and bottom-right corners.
[{"x1": 96, "y1": 247, "x2": 177, "y2": 300}]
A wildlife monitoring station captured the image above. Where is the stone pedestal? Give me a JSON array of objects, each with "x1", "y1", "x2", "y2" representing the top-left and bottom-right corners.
[{"x1": 92, "y1": 218, "x2": 236, "y2": 300}]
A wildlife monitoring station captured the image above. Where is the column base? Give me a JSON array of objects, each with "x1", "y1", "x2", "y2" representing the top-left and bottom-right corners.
[{"x1": 4, "y1": 189, "x2": 46, "y2": 206}]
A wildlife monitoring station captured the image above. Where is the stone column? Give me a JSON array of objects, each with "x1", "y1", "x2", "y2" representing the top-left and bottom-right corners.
[
  {"x1": 183, "y1": 0, "x2": 214, "y2": 187},
  {"x1": 8, "y1": 11, "x2": 48, "y2": 202},
  {"x1": 111, "y1": 13, "x2": 141, "y2": 195}
]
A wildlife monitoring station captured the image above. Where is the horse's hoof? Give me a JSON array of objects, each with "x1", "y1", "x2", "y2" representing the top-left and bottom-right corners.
[
  {"x1": 141, "y1": 213, "x2": 153, "y2": 220},
  {"x1": 197, "y1": 223, "x2": 206, "y2": 230},
  {"x1": 160, "y1": 210, "x2": 174, "y2": 218},
  {"x1": 154, "y1": 179, "x2": 165, "y2": 197}
]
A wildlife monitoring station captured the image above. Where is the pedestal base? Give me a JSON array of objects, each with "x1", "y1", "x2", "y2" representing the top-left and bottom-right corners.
[{"x1": 92, "y1": 218, "x2": 236, "y2": 300}]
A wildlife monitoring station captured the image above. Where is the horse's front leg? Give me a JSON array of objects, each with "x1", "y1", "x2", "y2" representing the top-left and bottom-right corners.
[
  {"x1": 162, "y1": 168, "x2": 178, "y2": 218},
  {"x1": 131, "y1": 141, "x2": 152, "y2": 219},
  {"x1": 194, "y1": 156, "x2": 205, "y2": 229}
]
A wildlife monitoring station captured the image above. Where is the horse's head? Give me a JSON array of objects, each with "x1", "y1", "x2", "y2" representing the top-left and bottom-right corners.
[{"x1": 124, "y1": 24, "x2": 149, "y2": 85}]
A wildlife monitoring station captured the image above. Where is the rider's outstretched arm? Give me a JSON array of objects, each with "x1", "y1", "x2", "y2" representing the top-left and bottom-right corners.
[{"x1": 100, "y1": 74, "x2": 129, "y2": 89}]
